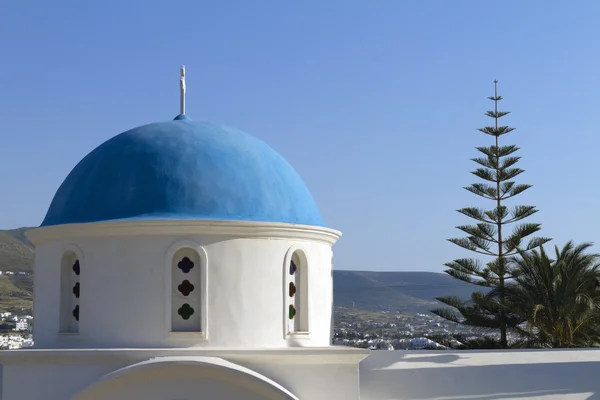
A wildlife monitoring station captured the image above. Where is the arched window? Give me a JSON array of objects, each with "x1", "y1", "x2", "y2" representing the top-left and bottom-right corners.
[
  {"x1": 171, "y1": 247, "x2": 202, "y2": 333},
  {"x1": 285, "y1": 249, "x2": 309, "y2": 335},
  {"x1": 60, "y1": 250, "x2": 80, "y2": 333}
]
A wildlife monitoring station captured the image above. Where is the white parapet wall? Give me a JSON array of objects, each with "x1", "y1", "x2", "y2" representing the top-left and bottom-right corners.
[
  {"x1": 360, "y1": 348, "x2": 600, "y2": 399},
  {"x1": 0, "y1": 347, "x2": 369, "y2": 400}
]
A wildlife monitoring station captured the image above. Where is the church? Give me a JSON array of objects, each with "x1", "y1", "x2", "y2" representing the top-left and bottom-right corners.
[
  {"x1": 0, "y1": 67, "x2": 369, "y2": 399},
  {"x1": 1, "y1": 67, "x2": 595, "y2": 400}
]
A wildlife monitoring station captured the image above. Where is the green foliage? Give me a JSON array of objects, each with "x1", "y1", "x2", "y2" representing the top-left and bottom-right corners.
[
  {"x1": 501, "y1": 242, "x2": 600, "y2": 348},
  {"x1": 431, "y1": 81, "x2": 550, "y2": 348}
]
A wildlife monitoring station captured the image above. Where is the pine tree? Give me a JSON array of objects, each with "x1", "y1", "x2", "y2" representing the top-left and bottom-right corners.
[{"x1": 431, "y1": 81, "x2": 551, "y2": 348}]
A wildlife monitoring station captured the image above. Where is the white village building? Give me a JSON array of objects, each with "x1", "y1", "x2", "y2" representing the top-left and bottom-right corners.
[{"x1": 1, "y1": 67, "x2": 599, "y2": 399}]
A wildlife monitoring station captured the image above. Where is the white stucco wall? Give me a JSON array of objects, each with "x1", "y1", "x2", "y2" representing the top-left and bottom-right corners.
[
  {"x1": 0, "y1": 347, "x2": 367, "y2": 400},
  {"x1": 4, "y1": 347, "x2": 600, "y2": 399},
  {"x1": 360, "y1": 349, "x2": 600, "y2": 399},
  {"x1": 71, "y1": 356, "x2": 299, "y2": 400},
  {"x1": 28, "y1": 221, "x2": 339, "y2": 349}
]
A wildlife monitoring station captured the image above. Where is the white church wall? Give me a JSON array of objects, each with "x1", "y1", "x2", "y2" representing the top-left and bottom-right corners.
[
  {"x1": 1, "y1": 360, "x2": 115, "y2": 400},
  {"x1": 5, "y1": 348, "x2": 600, "y2": 399},
  {"x1": 29, "y1": 221, "x2": 339, "y2": 349},
  {"x1": 360, "y1": 348, "x2": 600, "y2": 399},
  {"x1": 239, "y1": 360, "x2": 362, "y2": 400},
  {"x1": 0, "y1": 348, "x2": 367, "y2": 400},
  {"x1": 71, "y1": 356, "x2": 299, "y2": 400}
]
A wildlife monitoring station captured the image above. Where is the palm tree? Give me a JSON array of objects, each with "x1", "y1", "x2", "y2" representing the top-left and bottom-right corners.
[{"x1": 501, "y1": 241, "x2": 600, "y2": 348}]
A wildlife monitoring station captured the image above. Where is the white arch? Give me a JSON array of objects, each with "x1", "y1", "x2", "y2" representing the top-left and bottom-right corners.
[
  {"x1": 61, "y1": 243, "x2": 85, "y2": 264},
  {"x1": 71, "y1": 356, "x2": 299, "y2": 400},
  {"x1": 165, "y1": 239, "x2": 207, "y2": 264}
]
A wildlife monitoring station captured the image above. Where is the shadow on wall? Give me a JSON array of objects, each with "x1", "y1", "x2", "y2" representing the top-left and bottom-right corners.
[
  {"x1": 361, "y1": 350, "x2": 462, "y2": 367},
  {"x1": 360, "y1": 350, "x2": 600, "y2": 400}
]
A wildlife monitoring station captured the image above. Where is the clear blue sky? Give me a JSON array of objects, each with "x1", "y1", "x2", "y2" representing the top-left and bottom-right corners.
[{"x1": 1, "y1": 1, "x2": 599, "y2": 272}]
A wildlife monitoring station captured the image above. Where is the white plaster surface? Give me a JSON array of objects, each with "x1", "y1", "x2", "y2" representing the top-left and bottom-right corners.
[
  {"x1": 4, "y1": 347, "x2": 600, "y2": 399},
  {"x1": 0, "y1": 348, "x2": 367, "y2": 400},
  {"x1": 360, "y1": 349, "x2": 600, "y2": 399},
  {"x1": 28, "y1": 220, "x2": 338, "y2": 349},
  {"x1": 72, "y1": 356, "x2": 298, "y2": 400}
]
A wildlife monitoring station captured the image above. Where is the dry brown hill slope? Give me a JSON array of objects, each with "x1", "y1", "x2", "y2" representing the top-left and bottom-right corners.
[{"x1": 0, "y1": 228, "x2": 34, "y2": 312}]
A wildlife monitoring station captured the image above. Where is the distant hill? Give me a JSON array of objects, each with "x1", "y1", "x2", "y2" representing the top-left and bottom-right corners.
[
  {"x1": 0, "y1": 227, "x2": 483, "y2": 315},
  {"x1": 0, "y1": 228, "x2": 35, "y2": 311},
  {"x1": 0, "y1": 228, "x2": 34, "y2": 273},
  {"x1": 333, "y1": 270, "x2": 483, "y2": 314}
]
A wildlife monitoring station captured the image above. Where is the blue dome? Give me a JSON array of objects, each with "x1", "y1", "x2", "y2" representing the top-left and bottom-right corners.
[{"x1": 41, "y1": 118, "x2": 325, "y2": 227}]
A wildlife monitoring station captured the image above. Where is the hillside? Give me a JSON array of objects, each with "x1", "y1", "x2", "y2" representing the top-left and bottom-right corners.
[
  {"x1": 0, "y1": 228, "x2": 35, "y2": 312},
  {"x1": 0, "y1": 228, "x2": 34, "y2": 273},
  {"x1": 333, "y1": 270, "x2": 482, "y2": 314},
  {"x1": 0, "y1": 227, "x2": 483, "y2": 315}
]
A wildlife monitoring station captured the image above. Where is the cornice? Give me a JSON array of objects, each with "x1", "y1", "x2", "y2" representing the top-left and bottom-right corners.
[
  {"x1": 0, "y1": 347, "x2": 369, "y2": 365},
  {"x1": 26, "y1": 220, "x2": 342, "y2": 246}
]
